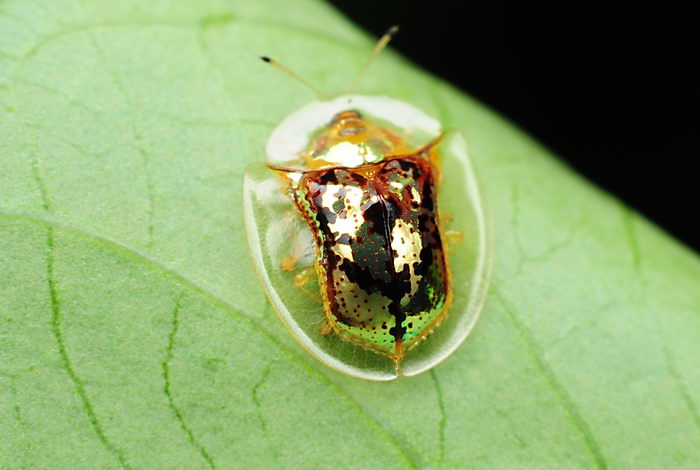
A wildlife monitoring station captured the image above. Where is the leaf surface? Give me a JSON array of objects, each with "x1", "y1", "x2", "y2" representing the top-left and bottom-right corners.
[{"x1": 1, "y1": 1, "x2": 699, "y2": 468}]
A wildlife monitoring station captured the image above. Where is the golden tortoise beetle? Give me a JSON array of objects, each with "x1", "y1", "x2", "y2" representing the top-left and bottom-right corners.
[{"x1": 243, "y1": 28, "x2": 492, "y2": 381}]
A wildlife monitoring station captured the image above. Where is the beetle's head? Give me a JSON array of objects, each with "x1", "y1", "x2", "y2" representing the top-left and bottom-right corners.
[{"x1": 303, "y1": 110, "x2": 411, "y2": 170}]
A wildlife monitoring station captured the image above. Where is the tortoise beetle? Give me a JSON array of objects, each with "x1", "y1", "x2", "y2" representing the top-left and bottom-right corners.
[{"x1": 243, "y1": 29, "x2": 491, "y2": 381}]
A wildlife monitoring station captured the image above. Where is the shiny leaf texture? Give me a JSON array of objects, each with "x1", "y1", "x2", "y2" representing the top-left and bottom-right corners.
[{"x1": 1, "y1": 0, "x2": 699, "y2": 468}]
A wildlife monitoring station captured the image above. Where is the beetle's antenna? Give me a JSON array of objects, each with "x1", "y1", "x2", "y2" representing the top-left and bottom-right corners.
[
  {"x1": 346, "y1": 25, "x2": 399, "y2": 94},
  {"x1": 260, "y1": 56, "x2": 330, "y2": 100}
]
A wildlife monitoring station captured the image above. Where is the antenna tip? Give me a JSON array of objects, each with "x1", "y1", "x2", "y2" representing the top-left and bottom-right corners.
[
  {"x1": 388, "y1": 25, "x2": 399, "y2": 36},
  {"x1": 260, "y1": 56, "x2": 272, "y2": 63}
]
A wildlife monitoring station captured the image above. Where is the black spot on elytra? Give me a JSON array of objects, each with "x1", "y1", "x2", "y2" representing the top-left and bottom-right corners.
[
  {"x1": 398, "y1": 159, "x2": 417, "y2": 172},
  {"x1": 418, "y1": 214, "x2": 430, "y2": 233},
  {"x1": 362, "y1": 201, "x2": 384, "y2": 233},
  {"x1": 413, "y1": 245, "x2": 434, "y2": 277},
  {"x1": 338, "y1": 259, "x2": 376, "y2": 292},
  {"x1": 421, "y1": 182, "x2": 434, "y2": 211},
  {"x1": 351, "y1": 173, "x2": 367, "y2": 185},
  {"x1": 388, "y1": 301, "x2": 406, "y2": 339},
  {"x1": 315, "y1": 206, "x2": 336, "y2": 228},
  {"x1": 319, "y1": 170, "x2": 338, "y2": 185},
  {"x1": 405, "y1": 275, "x2": 435, "y2": 315}
]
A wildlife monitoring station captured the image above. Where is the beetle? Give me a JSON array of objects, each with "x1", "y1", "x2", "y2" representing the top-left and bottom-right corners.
[
  {"x1": 245, "y1": 26, "x2": 490, "y2": 379},
  {"x1": 268, "y1": 108, "x2": 450, "y2": 363}
]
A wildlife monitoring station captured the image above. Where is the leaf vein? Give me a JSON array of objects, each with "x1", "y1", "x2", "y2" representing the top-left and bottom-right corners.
[
  {"x1": 46, "y1": 225, "x2": 133, "y2": 470},
  {"x1": 494, "y1": 289, "x2": 608, "y2": 470},
  {"x1": 2, "y1": 211, "x2": 416, "y2": 469},
  {"x1": 429, "y1": 369, "x2": 446, "y2": 465},
  {"x1": 86, "y1": 31, "x2": 156, "y2": 248},
  {"x1": 162, "y1": 291, "x2": 217, "y2": 470},
  {"x1": 251, "y1": 361, "x2": 275, "y2": 432},
  {"x1": 511, "y1": 184, "x2": 585, "y2": 275},
  {"x1": 622, "y1": 208, "x2": 700, "y2": 433}
]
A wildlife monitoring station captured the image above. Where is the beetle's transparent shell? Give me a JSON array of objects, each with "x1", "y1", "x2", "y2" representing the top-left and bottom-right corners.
[{"x1": 244, "y1": 95, "x2": 491, "y2": 380}]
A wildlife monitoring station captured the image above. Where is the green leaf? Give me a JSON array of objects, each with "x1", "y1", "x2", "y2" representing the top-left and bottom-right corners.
[{"x1": 1, "y1": 0, "x2": 698, "y2": 468}]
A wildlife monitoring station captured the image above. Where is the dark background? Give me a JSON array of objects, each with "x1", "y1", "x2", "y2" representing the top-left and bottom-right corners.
[{"x1": 329, "y1": 1, "x2": 698, "y2": 252}]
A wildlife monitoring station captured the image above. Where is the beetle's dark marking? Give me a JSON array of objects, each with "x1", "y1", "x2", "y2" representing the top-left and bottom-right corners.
[
  {"x1": 351, "y1": 173, "x2": 367, "y2": 185},
  {"x1": 319, "y1": 170, "x2": 338, "y2": 185}
]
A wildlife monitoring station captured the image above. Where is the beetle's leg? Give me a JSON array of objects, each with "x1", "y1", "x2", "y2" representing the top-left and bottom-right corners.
[
  {"x1": 444, "y1": 229, "x2": 464, "y2": 244},
  {"x1": 440, "y1": 211, "x2": 463, "y2": 244},
  {"x1": 280, "y1": 254, "x2": 297, "y2": 272},
  {"x1": 278, "y1": 203, "x2": 321, "y2": 300},
  {"x1": 294, "y1": 266, "x2": 316, "y2": 287},
  {"x1": 283, "y1": 264, "x2": 321, "y2": 302},
  {"x1": 277, "y1": 223, "x2": 321, "y2": 301},
  {"x1": 279, "y1": 207, "x2": 315, "y2": 271},
  {"x1": 319, "y1": 318, "x2": 333, "y2": 336},
  {"x1": 441, "y1": 211, "x2": 454, "y2": 226},
  {"x1": 278, "y1": 218, "x2": 314, "y2": 274}
]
